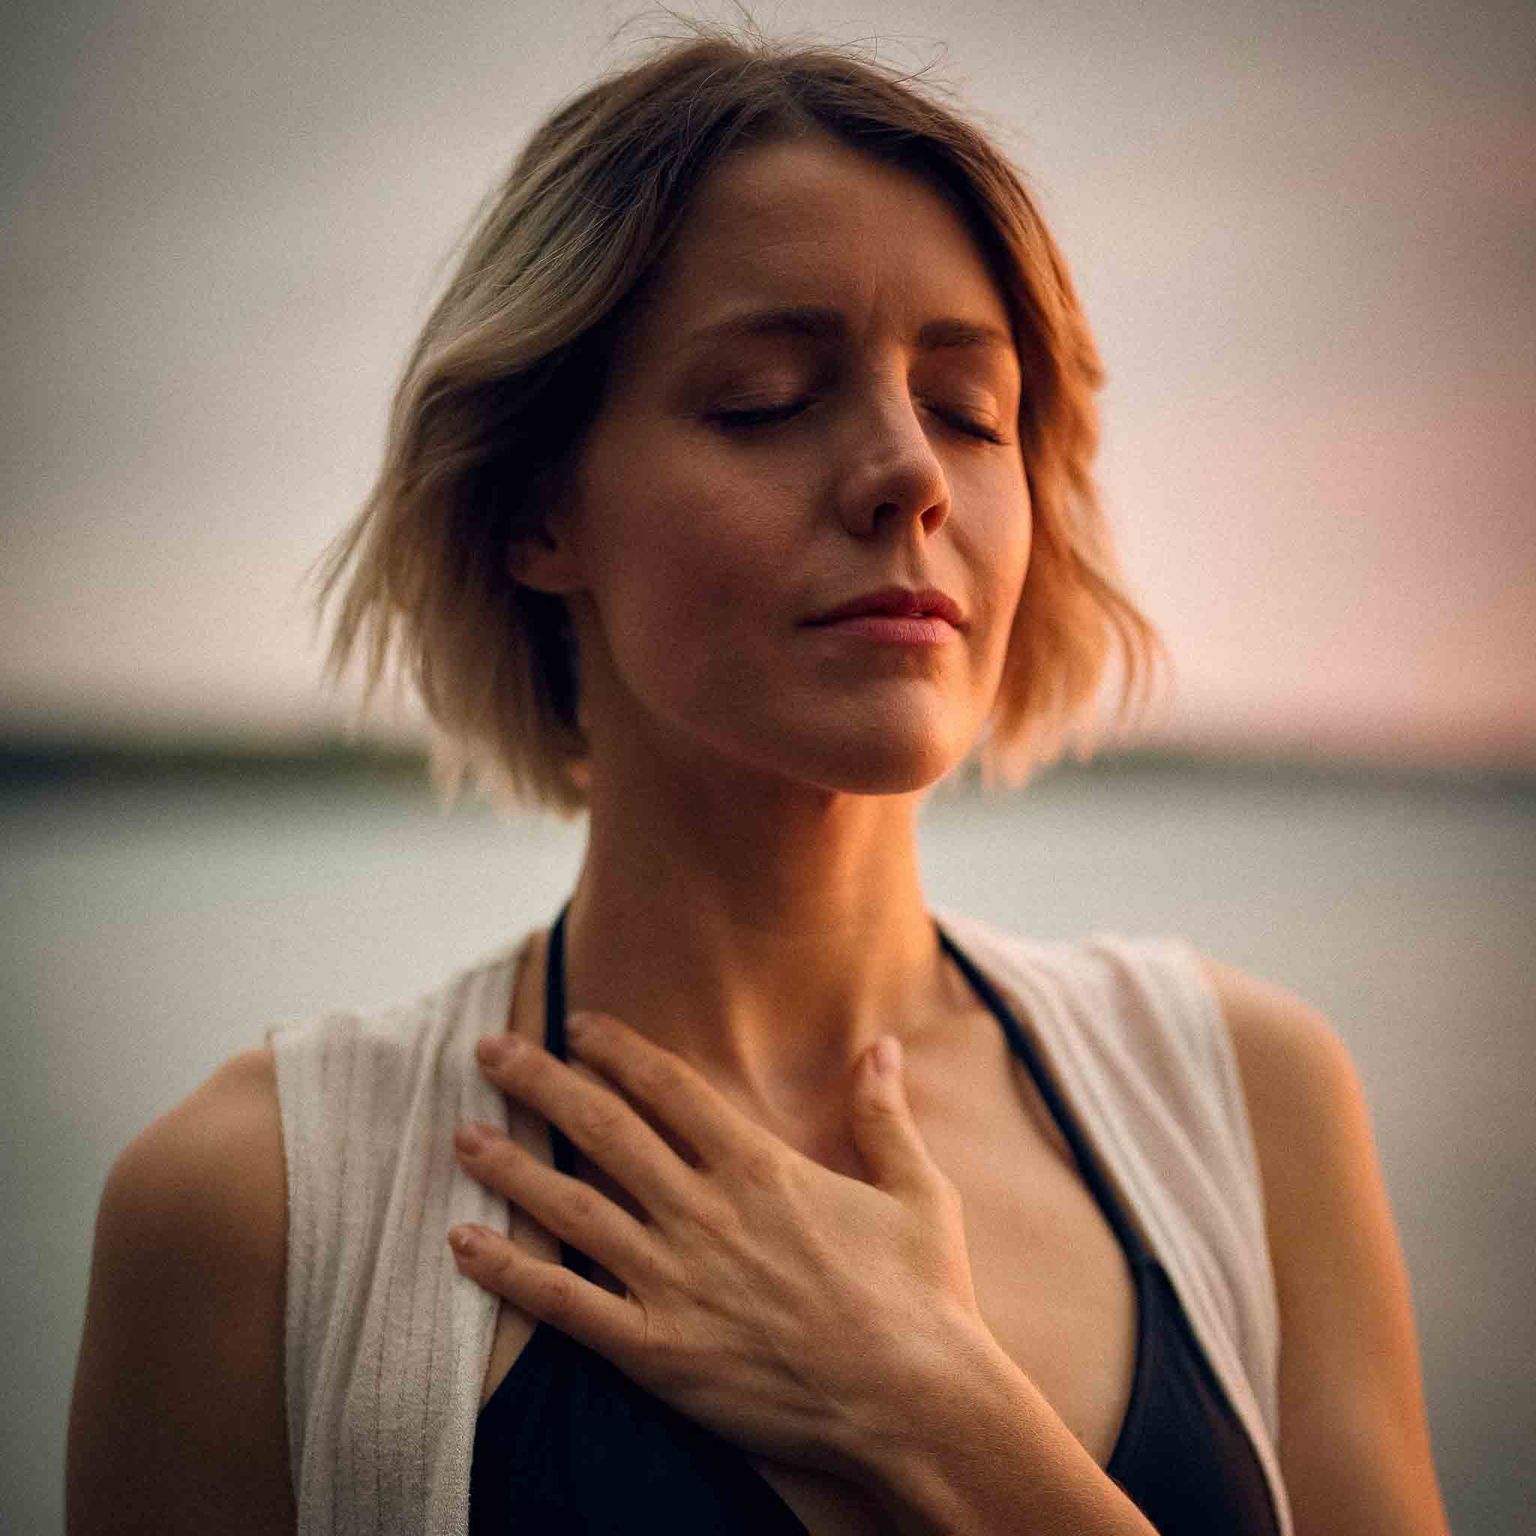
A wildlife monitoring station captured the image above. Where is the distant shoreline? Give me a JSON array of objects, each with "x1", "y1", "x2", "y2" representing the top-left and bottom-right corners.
[
  {"x1": 0, "y1": 737, "x2": 425, "y2": 794},
  {"x1": 1, "y1": 736, "x2": 1530, "y2": 801}
]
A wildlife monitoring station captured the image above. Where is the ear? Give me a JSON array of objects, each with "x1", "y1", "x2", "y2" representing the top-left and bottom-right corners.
[
  {"x1": 508, "y1": 521, "x2": 584, "y2": 595},
  {"x1": 508, "y1": 465, "x2": 585, "y2": 595}
]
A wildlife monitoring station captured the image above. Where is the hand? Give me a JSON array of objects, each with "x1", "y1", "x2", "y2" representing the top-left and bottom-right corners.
[{"x1": 448, "y1": 1011, "x2": 988, "y2": 1476}]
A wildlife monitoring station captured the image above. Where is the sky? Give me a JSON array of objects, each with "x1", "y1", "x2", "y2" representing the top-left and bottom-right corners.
[{"x1": 3, "y1": 0, "x2": 1533, "y2": 771}]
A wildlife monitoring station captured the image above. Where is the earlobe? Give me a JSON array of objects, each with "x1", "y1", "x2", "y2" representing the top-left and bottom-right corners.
[
  {"x1": 508, "y1": 520, "x2": 583, "y2": 596},
  {"x1": 509, "y1": 462, "x2": 585, "y2": 594},
  {"x1": 507, "y1": 526, "x2": 556, "y2": 590}
]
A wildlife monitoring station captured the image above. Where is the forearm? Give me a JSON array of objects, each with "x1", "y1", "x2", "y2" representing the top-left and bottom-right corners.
[{"x1": 843, "y1": 1317, "x2": 1157, "y2": 1536}]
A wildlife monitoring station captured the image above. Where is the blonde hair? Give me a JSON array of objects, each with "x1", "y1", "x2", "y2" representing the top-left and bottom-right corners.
[{"x1": 310, "y1": 12, "x2": 1171, "y2": 820}]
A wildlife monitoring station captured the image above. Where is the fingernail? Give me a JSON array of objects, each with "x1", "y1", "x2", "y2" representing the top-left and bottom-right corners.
[
  {"x1": 477, "y1": 1035, "x2": 523, "y2": 1067},
  {"x1": 448, "y1": 1226, "x2": 480, "y2": 1256},
  {"x1": 875, "y1": 1035, "x2": 901, "y2": 1077}
]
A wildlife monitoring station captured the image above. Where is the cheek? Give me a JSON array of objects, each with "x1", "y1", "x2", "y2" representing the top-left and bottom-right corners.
[
  {"x1": 596, "y1": 488, "x2": 782, "y2": 681},
  {"x1": 996, "y1": 471, "x2": 1033, "y2": 601},
  {"x1": 1009, "y1": 515, "x2": 1032, "y2": 608},
  {"x1": 965, "y1": 481, "x2": 1031, "y2": 607},
  {"x1": 672, "y1": 455, "x2": 800, "y2": 586}
]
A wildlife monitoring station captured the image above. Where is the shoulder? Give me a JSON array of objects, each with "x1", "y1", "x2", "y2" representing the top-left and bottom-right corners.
[
  {"x1": 69, "y1": 1048, "x2": 293, "y2": 1532},
  {"x1": 87, "y1": 1044, "x2": 289, "y2": 1381},
  {"x1": 1189, "y1": 951, "x2": 1376, "y2": 1285},
  {"x1": 1191, "y1": 953, "x2": 1356, "y2": 1146},
  {"x1": 101, "y1": 1045, "x2": 287, "y2": 1268},
  {"x1": 1190, "y1": 954, "x2": 1451, "y2": 1534}
]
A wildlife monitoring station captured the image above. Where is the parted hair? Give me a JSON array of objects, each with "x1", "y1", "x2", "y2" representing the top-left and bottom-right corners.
[{"x1": 309, "y1": 11, "x2": 1170, "y2": 820}]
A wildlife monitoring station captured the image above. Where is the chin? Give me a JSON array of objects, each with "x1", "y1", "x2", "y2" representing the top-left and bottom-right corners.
[
  {"x1": 667, "y1": 696, "x2": 975, "y2": 798},
  {"x1": 782, "y1": 729, "x2": 966, "y2": 798}
]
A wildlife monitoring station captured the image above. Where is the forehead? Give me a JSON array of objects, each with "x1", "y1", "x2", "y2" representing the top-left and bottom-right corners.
[{"x1": 618, "y1": 136, "x2": 1018, "y2": 371}]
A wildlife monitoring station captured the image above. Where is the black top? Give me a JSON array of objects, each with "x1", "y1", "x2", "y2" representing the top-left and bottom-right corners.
[{"x1": 469, "y1": 902, "x2": 1282, "y2": 1535}]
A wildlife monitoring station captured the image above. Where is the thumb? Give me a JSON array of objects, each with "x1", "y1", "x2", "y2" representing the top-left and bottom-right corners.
[{"x1": 849, "y1": 1035, "x2": 937, "y2": 1199}]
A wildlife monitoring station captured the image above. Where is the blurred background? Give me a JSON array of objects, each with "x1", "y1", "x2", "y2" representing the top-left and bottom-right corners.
[{"x1": 4, "y1": 1, "x2": 1532, "y2": 1531}]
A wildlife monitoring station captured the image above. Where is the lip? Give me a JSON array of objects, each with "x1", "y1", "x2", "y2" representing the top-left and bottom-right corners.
[
  {"x1": 805, "y1": 585, "x2": 966, "y2": 629},
  {"x1": 810, "y1": 613, "x2": 958, "y2": 646}
]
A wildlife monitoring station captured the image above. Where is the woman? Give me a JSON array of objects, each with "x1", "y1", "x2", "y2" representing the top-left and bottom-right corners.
[{"x1": 67, "y1": 19, "x2": 1450, "y2": 1536}]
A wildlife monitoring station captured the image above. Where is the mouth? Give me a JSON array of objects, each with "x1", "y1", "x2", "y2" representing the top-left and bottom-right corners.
[
  {"x1": 807, "y1": 612, "x2": 959, "y2": 646},
  {"x1": 805, "y1": 585, "x2": 966, "y2": 629}
]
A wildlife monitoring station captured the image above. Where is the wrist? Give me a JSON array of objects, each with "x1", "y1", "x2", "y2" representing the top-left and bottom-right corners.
[
  {"x1": 830, "y1": 1308, "x2": 1007, "y2": 1497},
  {"x1": 837, "y1": 1310, "x2": 1156, "y2": 1536}
]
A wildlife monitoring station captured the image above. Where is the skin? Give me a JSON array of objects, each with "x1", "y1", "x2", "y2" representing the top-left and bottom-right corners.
[
  {"x1": 65, "y1": 132, "x2": 1451, "y2": 1535},
  {"x1": 510, "y1": 132, "x2": 1032, "y2": 1140},
  {"x1": 463, "y1": 138, "x2": 1151, "y2": 1526},
  {"x1": 468, "y1": 132, "x2": 1450, "y2": 1529}
]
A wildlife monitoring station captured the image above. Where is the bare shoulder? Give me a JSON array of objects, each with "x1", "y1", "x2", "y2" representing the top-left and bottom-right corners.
[
  {"x1": 126, "y1": 1042, "x2": 283, "y2": 1179},
  {"x1": 1192, "y1": 951, "x2": 1389, "y2": 1312},
  {"x1": 99, "y1": 1046, "x2": 288, "y2": 1294},
  {"x1": 67, "y1": 1047, "x2": 295, "y2": 1534},
  {"x1": 1192, "y1": 953, "x2": 1356, "y2": 1146},
  {"x1": 1192, "y1": 953, "x2": 1451, "y2": 1536}
]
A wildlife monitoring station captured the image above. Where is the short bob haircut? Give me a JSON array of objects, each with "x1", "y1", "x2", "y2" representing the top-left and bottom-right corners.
[{"x1": 311, "y1": 14, "x2": 1170, "y2": 820}]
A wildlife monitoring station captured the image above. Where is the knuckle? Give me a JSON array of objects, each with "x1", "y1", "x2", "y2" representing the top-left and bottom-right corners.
[
  {"x1": 574, "y1": 1099, "x2": 623, "y2": 1147},
  {"x1": 638, "y1": 1305, "x2": 690, "y2": 1374},
  {"x1": 734, "y1": 1143, "x2": 788, "y2": 1192},
  {"x1": 633, "y1": 1057, "x2": 684, "y2": 1103},
  {"x1": 561, "y1": 1179, "x2": 601, "y2": 1228},
  {"x1": 541, "y1": 1266, "x2": 578, "y2": 1320},
  {"x1": 688, "y1": 1179, "x2": 745, "y2": 1241}
]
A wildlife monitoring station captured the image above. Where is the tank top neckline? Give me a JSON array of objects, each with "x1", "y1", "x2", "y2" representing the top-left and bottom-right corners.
[
  {"x1": 539, "y1": 899, "x2": 1156, "y2": 1272},
  {"x1": 482, "y1": 898, "x2": 1161, "y2": 1521}
]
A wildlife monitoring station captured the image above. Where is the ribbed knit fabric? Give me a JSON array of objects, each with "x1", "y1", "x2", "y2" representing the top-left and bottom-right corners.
[{"x1": 266, "y1": 906, "x2": 1293, "y2": 1536}]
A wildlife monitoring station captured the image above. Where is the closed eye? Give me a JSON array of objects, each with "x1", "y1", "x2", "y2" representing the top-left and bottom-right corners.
[{"x1": 709, "y1": 400, "x2": 1010, "y2": 446}]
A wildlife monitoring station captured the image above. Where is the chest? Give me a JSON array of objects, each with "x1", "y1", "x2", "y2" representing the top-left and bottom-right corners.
[{"x1": 477, "y1": 1001, "x2": 1140, "y2": 1535}]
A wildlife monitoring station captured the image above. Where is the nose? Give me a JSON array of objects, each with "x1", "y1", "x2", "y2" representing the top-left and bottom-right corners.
[{"x1": 831, "y1": 377, "x2": 953, "y2": 541}]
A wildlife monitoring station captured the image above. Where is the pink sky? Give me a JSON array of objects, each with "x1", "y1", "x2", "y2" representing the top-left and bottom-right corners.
[{"x1": 3, "y1": 1, "x2": 1532, "y2": 770}]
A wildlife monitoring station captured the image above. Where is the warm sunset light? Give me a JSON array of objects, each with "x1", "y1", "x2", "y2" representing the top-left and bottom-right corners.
[{"x1": 3, "y1": 3, "x2": 1531, "y2": 773}]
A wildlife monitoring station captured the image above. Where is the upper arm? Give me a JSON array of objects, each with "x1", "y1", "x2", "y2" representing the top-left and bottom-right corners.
[
  {"x1": 1196, "y1": 956, "x2": 1450, "y2": 1536},
  {"x1": 67, "y1": 1047, "x2": 297, "y2": 1536}
]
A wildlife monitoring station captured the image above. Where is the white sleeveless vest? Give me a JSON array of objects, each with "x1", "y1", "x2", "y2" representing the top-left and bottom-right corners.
[{"x1": 266, "y1": 906, "x2": 1293, "y2": 1535}]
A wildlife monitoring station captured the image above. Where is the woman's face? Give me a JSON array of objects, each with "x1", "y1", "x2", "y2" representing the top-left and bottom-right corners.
[{"x1": 531, "y1": 133, "x2": 1032, "y2": 799}]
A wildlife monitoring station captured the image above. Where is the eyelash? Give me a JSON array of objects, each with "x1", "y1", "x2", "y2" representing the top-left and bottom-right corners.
[{"x1": 710, "y1": 400, "x2": 1010, "y2": 446}]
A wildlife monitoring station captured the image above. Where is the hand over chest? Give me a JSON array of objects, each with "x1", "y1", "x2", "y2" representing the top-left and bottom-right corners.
[{"x1": 481, "y1": 1009, "x2": 1139, "y2": 1534}]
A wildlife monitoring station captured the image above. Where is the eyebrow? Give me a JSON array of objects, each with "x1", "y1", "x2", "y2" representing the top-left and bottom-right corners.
[{"x1": 680, "y1": 304, "x2": 1015, "y2": 358}]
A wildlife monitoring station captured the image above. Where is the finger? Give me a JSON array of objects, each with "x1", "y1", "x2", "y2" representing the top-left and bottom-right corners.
[
  {"x1": 475, "y1": 1035, "x2": 698, "y2": 1219},
  {"x1": 449, "y1": 1223, "x2": 646, "y2": 1366},
  {"x1": 454, "y1": 1121, "x2": 662, "y2": 1288},
  {"x1": 564, "y1": 1010, "x2": 783, "y2": 1174},
  {"x1": 849, "y1": 1036, "x2": 948, "y2": 1203}
]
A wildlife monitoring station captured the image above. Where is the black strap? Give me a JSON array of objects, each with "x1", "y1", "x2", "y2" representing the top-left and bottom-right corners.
[
  {"x1": 543, "y1": 899, "x2": 591, "y2": 1277},
  {"x1": 934, "y1": 918, "x2": 1151, "y2": 1267},
  {"x1": 541, "y1": 898, "x2": 1149, "y2": 1278}
]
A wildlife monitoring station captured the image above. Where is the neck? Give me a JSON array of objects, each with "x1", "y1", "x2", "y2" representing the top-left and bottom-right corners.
[{"x1": 558, "y1": 757, "x2": 958, "y2": 1130}]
